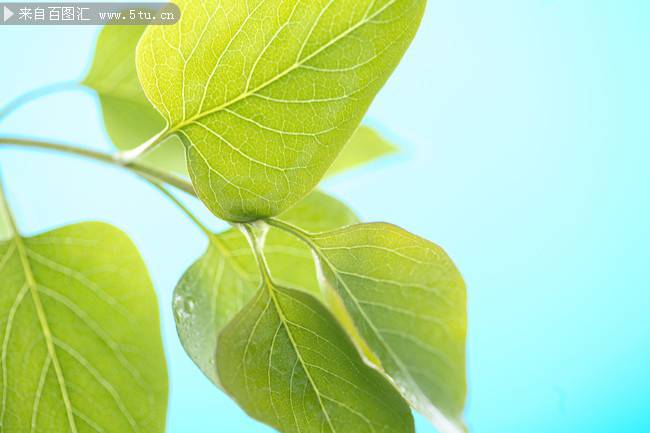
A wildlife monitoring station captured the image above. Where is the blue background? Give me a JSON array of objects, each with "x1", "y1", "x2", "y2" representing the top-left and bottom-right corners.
[{"x1": 1, "y1": 1, "x2": 649, "y2": 432}]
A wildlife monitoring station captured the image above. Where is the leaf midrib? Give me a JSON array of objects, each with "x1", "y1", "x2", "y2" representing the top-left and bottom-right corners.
[
  {"x1": 266, "y1": 284, "x2": 337, "y2": 433},
  {"x1": 0, "y1": 186, "x2": 78, "y2": 432},
  {"x1": 166, "y1": 0, "x2": 399, "y2": 136},
  {"x1": 11, "y1": 234, "x2": 79, "y2": 433}
]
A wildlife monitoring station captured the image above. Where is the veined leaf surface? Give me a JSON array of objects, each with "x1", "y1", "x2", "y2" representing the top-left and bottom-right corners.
[
  {"x1": 137, "y1": 0, "x2": 426, "y2": 221},
  {"x1": 285, "y1": 222, "x2": 467, "y2": 433},
  {"x1": 217, "y1": 281, "x2": 414, "y2": 433},
  {"x1": 0, "y1": 222, "x2": 168, "y2": 433},
  {"x1": 173, "y1": 191, "x2": 357, "y2": 385},
  {"x1": 84, "y1": 24, "x2": 186, "y2": 174}
]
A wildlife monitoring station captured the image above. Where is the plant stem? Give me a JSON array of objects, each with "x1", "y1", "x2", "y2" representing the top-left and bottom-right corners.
[
  {"x1": 0, "y1": 136, "x2": 309, "y2": 283},
  {"x1": 266, "y1": 218, "x2": 314, "y2": 246},
  {"x1": 114, "y1": 128, "x2": 169, "y2": 163},
  {"x1": 0, "y1": 172, "x2": 20, "y2": 239},
  {"x1": 265, "y1": 218, "x2": 327, "y2": 272},
  {"x1": 0, "y1": 138, "x2": 308, "y2": 293},
  {"x1": 0, "y1": 81, "x2": 80, "y2": 122},
  {"x1": 143, "y1": 177, "x2": 213, "y2": 238},
  {"x1": 0, "y1": 136, "x2": 196, "y2": 196},
  {"x1": 240, "y1": 223, "x2": 273, "y2": 284}
]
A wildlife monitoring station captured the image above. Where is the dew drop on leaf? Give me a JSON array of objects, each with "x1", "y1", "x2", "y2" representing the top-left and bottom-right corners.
[{"x1": 173, "y1": 293, "x2": 195, "y2": 324}]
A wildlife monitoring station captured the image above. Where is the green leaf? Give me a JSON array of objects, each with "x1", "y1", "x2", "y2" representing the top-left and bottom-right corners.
[
  {"x1": 173, "y1": 191, "x2": 357, "y2": 385},
  {"x1": 326, "y1": 126, "x2": 397, "y2": 177},
  {"x1": 84, "y1": 26, "x2": 395, "y2": 180},
  {"x1": 283, "y1": 222, "x2": 467, "y2": 433},
  {"x1": 0, "y1": 222, "x2": 168, "y2": 433},
  {"x1": 137, "y1": 0, "x2": 426, "y2": 222},
  {"x1": 217, "y1": 279, "x2": 415, "y2": 433},
  {"x1": 84, "y1": 24, "x2": 187, "y2": 174}
]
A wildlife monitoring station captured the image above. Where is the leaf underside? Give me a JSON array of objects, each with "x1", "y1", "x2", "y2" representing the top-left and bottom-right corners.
[
  {"x1": 0, "y1": 222, "x2": 167, "y2": 433},
  {"x1": 137, "y1": 0, "x2": 425, "y2": 221},
  {"x1": 217, "y1": 282, "x2": 415, "y2": 433},
  {"x1": 310, "y1": 223, "x2": 467, "y2": 432}
]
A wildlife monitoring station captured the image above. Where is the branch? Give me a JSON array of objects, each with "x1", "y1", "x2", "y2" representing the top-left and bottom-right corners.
[
  {"x1": 0, "y1": 136, "x2": 196, "y2": 197},
  {"x1": 0, "y1": 81, "x2": 80, "y2": 122}
]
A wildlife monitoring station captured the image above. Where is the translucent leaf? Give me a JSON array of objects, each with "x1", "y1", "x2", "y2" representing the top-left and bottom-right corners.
[
  {"x1": 137, "y1": 0, "x2": 426, "y2": 221},
  {"x1": 0, "y1": 222, "x2": 167, "y2": 433},
  {"x1": 85, "y1": 25, "x2": 398, "y2": 180},
  {"x1": 290, "y1": 222, "x2": 468, "y2": 433},
  {"x1": 217, "y1": 281, "x2": 415, "y2": 433}
]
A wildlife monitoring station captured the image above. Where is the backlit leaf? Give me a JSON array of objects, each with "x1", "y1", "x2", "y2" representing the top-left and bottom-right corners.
[
  {"x1": 173, "y1": 191, "x2": 357, "y2": 385},
  {"x1": 84, "y1": 24, "x2": 186, "y2": 174},
  {"x1": 0, "y1": 222, "x2": 168, "y2": 433},
  {"x1": 295, "y1": 222, "x2": 467, "y2": 433},
  {"x1": 217, "y1": 280, "x2": 415, "y2": 433},
  {"x1": 137, "y1": 0, "x2": 426, "y2": 221}
]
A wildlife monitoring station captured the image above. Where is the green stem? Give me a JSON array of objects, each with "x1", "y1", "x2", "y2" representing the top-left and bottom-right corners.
[
  {"x1": 0, "y1": 136, "x2": 290, "y2": 287},
  {"x1": 143, "y1": 177, "x2": 213, "y2": 238},
  {"x1": 0, "y1": 81, "x2": 80, "y2": 122},
  {"x1": 0, "y1": 136, "x2": 196, "y2": 196},
  {"x1": 115, "y1": 128, "x2": 170, "y2": 163},
  {"x1": 0, "y1": 172, "x2": 20, "y2": 239},
  {"x1": 266, "y1": 218, "x2": 314, "y2": 246},
  {"x1": 240, "y1": 223, "x2": 273, "y2": 284},
  {"x1": 0, "y1": 136, "x2": 226, "y2": 249},
  {"x1": 265, "y1": 218, "x2": 326, "y2": 276},
  {"x1": 0, "y1": 137, "x2": 299, "y2": 295}
]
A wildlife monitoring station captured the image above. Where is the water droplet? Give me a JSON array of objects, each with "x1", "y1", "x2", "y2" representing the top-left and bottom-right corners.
[{"x1": 173, "y1": 293, "x2": 195, "y2": 323}]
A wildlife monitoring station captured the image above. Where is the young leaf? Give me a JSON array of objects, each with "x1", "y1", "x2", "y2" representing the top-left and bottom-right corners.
[
  {"x1": 217, "y1": 281, "x2": 415, "y2": 433},
  {"x1": 137, "y1": 0, "x2": 426, "y2": 222},
  {"x1": 274, "y1": 221, "x2": 467, "y2": 433},
  {"x1": 83, "y1": 24, "x2": 187, "y2": 174},
  {"x1": 173, "y1": 191, "x2": 357, "y2": 385},
  {"x1": 327, "y1": 126, "x2": 398, "y2": 177},
  {"x1": 0, "y1": 222, "x2": 168, "y2": 433}
]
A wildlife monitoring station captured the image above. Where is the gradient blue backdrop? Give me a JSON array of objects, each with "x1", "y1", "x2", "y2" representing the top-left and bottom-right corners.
[{"x1": 1, "y1": 1, "x2": 649, "y2": 432}]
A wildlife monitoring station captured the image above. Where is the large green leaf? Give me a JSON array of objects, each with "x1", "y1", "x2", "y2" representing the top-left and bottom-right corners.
[
  {"x1": 217, "y1": 280, "x2": 415, "y2": 433},
  {"x1": 84, "y1": 25, "x2": 393, "y2": 178},
  {"x1": 0, "y1": 222, "x2": 168, "y2": 433},
  {"x1": 84, "y1": 24, "x2": 186, "y2": 174},
  {"x1": 137, "y1": 0, "x2": 426, "y2": 222},
  {"x1": 327, "y1": 126, "x2": 397, "y2": 176},
  {"x1": 173, "y1": 191, "x2": 357, "y2": 385},
  {"x1": 280, "y1": 222, "x2": 467, "y2": 433}
]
